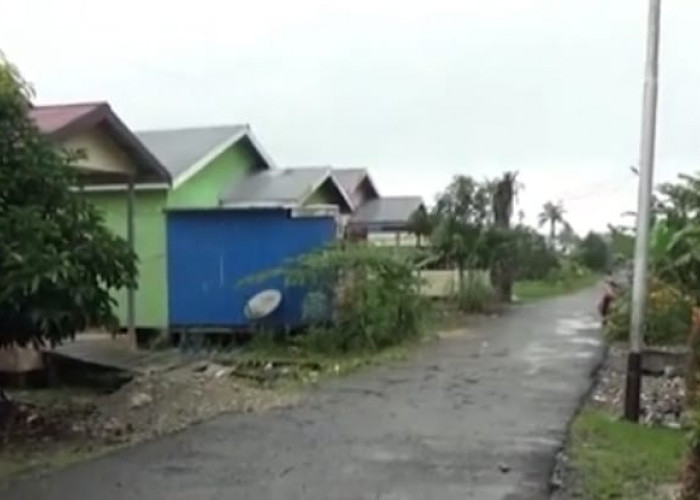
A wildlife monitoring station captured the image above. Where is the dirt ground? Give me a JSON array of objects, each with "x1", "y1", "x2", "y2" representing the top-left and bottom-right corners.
[
  {"x1": 0, "y1": 359, "x2": 301, "y2": 481},
  {"x1": 0, "y1": 308, "x2": 471, "y2": 484},
  {"x1": 587, "y1": 344, "x2": 685, "y2": 426}
]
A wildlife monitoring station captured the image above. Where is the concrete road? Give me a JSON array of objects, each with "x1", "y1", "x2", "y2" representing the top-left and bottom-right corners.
[{"x1": 1, "y1": 287, "x2": 604, "y2": 500}]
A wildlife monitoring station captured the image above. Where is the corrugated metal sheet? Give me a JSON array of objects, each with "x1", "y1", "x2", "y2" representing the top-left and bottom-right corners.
[
  {"x1": 167, "y1": 209, "x2": 336, "y2": 328},
  {"x1": 220, "y1": 167, "x2": 330, "y2": 206},
  {"x1": 137, "y1": 125, "x2": 247, "y2": 179},
  {"x1": 351, "y1": 196, "x2": 424, "y2": 229}
]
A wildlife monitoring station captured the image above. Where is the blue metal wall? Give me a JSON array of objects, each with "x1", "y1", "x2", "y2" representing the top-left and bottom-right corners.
[{"x1": 167, "y1": 209, "x2": 336, "y2": 328}]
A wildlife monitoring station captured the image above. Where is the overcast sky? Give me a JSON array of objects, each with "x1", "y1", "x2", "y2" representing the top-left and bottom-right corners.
[{"x1": 2, "y1": 0, "x2": 700, "y2": 233}]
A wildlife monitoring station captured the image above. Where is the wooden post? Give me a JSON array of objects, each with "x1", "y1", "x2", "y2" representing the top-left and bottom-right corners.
[{"x1": 126, "y1": 177, "x2": 137, "y2": 349}]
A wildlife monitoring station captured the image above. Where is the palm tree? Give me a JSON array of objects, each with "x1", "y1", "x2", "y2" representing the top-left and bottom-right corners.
[
  {"x1": 490, "y1": 171, "x2": 520, "y2": 302},
  {"x1": 538, "y1": 201, "x2": 567, "y2": 247},
  {"x1": 557, "y1": 222, "x2": 578, "y2": 254}
]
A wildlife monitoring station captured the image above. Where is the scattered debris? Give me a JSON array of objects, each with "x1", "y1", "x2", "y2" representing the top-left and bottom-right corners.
[
  {"x1": 128, "y1": 392, "x2": 153, "y2": 409},
  {"x1": 498, "y1": 462, "x2": 511, "y2": 474},
  {"x1": 1, "y1": 358, "x2": 302, "y2": 480},
  {"x1": 553, "y1": 343, "x2": 689, "y2": 499},
  {"x1": 590, "y1": 344, "x2": 686, "y2": 429}
]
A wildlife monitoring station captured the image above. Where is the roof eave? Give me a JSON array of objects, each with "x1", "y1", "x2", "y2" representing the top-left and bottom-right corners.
[
  {"x1": 299, "y1": 171, "x2": 354, "y2": 213},
  {"x1": 219, "y1": 201, "x2": 296, "y2": 210},
  {"x1": 41, "y1": 103, "x2": 172, "y2": 186},
  {"x1": 172, "y1": 127, "x2": 275, "y2": 189},
  {"x1": 101, "y1": 112, "x2": 172, "y2": 185}
]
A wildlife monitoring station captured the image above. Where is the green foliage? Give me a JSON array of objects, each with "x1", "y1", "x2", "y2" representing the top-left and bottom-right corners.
[
  {"x1": 511, "y1": 225, "x2": 559, "y2": 280},
  {"x1": 430, "y1": 173, "x2": 521, "y2": 302},
  {"x1": 606, "y1": 278, "x2": 693, "y2": 345},
  {"x1": 0, "y1": 57, "x2": 137, "y2": 348},
  {"x1": 577, "y1": 231, "x2": 610, "y2": 271},
  {"x1": 657, "y1": 173, "x2": 700, "y2": 229},
  {"x1": 406, "y1": 206, "x2": 433, "y2": 246},
  {"x1": 651, "y1": 172, "x2": 700, "y2": 304},
  {"x1": 279, "y1": 244, "x2": 428, "y2": 354},
  {"x1": 514, "y1": 267, "x2": 598, "y2": 301},
  {"x1": 570, "y1": 409, "x2": 685, "y2": 500},
  {"x1": 456, "y1": 272, "x2": 495, "y2": 313},
  {"x1": 430, "y1": 175, "x2": 489, "y2": 272},
  {"x1": 607, "y1": 225, "x2": 635, "y2": 263},
  {"x1": 545, "y1": 259, "x2": 587, "y2": 283}
]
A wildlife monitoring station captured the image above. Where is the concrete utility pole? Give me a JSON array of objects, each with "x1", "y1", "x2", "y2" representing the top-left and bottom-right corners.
[{"x1": 625, "y1": 0, "x2": 662, "y2": 422}]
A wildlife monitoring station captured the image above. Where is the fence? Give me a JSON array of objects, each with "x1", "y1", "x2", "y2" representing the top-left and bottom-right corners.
[{"x1": 418, "y1": 269, "x2": 490, "y2": 298}]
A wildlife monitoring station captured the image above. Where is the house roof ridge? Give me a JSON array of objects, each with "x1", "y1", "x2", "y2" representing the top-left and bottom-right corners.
[
  {"x1": 136, "y1": 123, "x2": 248, "y2": 134},
  {"x1": 32, "y1": 101, "x2": 108, "y2": 109}
]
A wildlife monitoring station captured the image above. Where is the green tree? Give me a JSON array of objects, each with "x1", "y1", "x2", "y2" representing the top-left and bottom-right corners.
[
  {"x1": 407, "y1": 206, "x2": 432, "y2": 247},
  {"x1": 0, "y1": 57, "x2": 137, "y2": 350},
  {"x1": 511, "y1": 226, "x2": 559, "y2": 280},
  {"x1": 431, "y1": 175, "x2": 488, "y2": 287},
  {"x1": 607, "y1": 224, "x2": 635, "y2": 263},
  {"x1": 650, "y1": 172, "x2": 700, "y2": 303},
  {"x1": 538, "y1": 201, "x2": 567, "y2": 247},
  {"x1": 577, "y1": 232, "x2": 609, "y2": 271}
]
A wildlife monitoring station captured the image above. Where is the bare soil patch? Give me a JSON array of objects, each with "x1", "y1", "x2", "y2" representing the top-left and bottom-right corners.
[{"x1": 0, "y1": 360, "x2": 299, "y2": 481}]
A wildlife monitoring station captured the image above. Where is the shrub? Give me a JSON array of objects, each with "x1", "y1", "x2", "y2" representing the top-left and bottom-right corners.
[
  {"x1": 279, "y1": 243, "x2": 429, "y2": 354},
  {"x1": 576, "y1": 231, "x2": 610, "y2": 271},
  {"x1": 0, "y1": 55, "x2": 137, "y2": 349},
  {"x1": 545, "y1": 259, "x2": 587, "y2": 284},
  {"x1": 512, "y1": 226, "x2": 560, "y2": 281},
  {"x1": 456, "y1": 272, "x2": 496, "y2": 313},
  {"x1": 606, "y1": 278, "x2": 693, "y2": 346}
]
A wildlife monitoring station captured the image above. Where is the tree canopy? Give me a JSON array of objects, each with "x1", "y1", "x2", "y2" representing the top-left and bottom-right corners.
[
  {"x1": 538, "y1": 201, "x2": 567, "y2": 246},
  {"x1": 577, "y1": 232, "x2": 609, "y2": 272},
  {"x1": 0, "y1": 57, "x2": 137, "y2": 348}
]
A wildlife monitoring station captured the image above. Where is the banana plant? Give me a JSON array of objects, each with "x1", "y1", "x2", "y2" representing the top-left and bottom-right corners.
[{"x1": 664, "y1": 223, "x2": 700, "y2": 304}]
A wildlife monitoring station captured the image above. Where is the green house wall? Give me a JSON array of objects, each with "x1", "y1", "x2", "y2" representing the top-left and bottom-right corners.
[
  {"x1": 305, "y1": 180, "x2": 349, "y2": 209},
  {"x1": 85, "y1": 141, "x2": 261, "y2": 329},
  {"x1": 87, "y1": 190, "x2": 168, "y2": 328},
  {"x1": 167, "y1": 144, "x2": 258, "y2": 208}
]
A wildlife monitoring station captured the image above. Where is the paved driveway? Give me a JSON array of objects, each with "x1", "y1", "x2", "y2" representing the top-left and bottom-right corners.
[{"x1": 1, "y1": 287, "x2": 604, "y2": 500}]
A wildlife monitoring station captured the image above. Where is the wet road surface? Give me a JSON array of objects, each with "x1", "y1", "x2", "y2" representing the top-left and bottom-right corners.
[{"x1": 2, "y1": 287, "x2": 604, "y2": 500}]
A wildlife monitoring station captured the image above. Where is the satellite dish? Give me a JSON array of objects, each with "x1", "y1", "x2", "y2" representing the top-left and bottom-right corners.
[{"x1": 244, "y1": 289, "x2": 282, "y2": 320}]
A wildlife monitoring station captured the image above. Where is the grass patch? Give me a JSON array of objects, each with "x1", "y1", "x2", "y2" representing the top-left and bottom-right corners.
[
  {"x1": 569, "y1": 409, "x2": 685, "y2": 499},
  {"x1": 514, "y1": 272, "x2": 600, "y2": 301},
  {"x1": 208, "y1": 332, "x2": 427, "y2": 389}
]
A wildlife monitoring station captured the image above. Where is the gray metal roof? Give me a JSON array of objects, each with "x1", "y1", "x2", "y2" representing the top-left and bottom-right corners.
[
  {"x1": 220, "y1": 167, "x2": 348, "y2": 207},
  {"x1": 332, "y1": 168, "x2": 368, "y2": 194},
  {"x1": 351, "y1": 196, "x2": 425, "y2": 226},
  {"x1": 136, "y1": 125, "x2": 248, "y2": 179}
]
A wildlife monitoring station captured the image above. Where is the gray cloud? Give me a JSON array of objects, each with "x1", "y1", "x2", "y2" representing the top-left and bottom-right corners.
[{"x1": 2, "y1": 0, "x2": 699, "y2": 232}]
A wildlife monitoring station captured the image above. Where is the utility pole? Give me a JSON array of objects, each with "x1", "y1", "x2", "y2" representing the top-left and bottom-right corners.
[{"x1": 624, "y1": 0, "x2": 662, "y2": 422}]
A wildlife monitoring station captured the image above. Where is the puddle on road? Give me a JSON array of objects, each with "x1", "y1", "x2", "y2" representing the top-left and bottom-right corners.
[
  {"x1": 521, "y1": 315, "x2": 602, "y2": 375},
  {"x1": 567, "y1": 336, "x2": 602, "y2": 346},
  {"x1": 555, "y1": 317, "x2": 600, "y2": 336},
  {"x1": 361, "y1": 447, "x2": 414, "y2": 463}
]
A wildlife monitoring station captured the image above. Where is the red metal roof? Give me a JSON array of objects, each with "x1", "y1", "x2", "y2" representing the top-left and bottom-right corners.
[
  {"x1": 27, "y1": 102, "x2": 171, "y2": 185},
  {"x1": 29, "y1": 102, "x2": 107, "y2": 136}
]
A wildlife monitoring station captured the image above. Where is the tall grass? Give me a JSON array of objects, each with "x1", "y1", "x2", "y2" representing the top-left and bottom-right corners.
[{"x1": 456, "y1": 272, "x2": 496, "y2": 313}]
